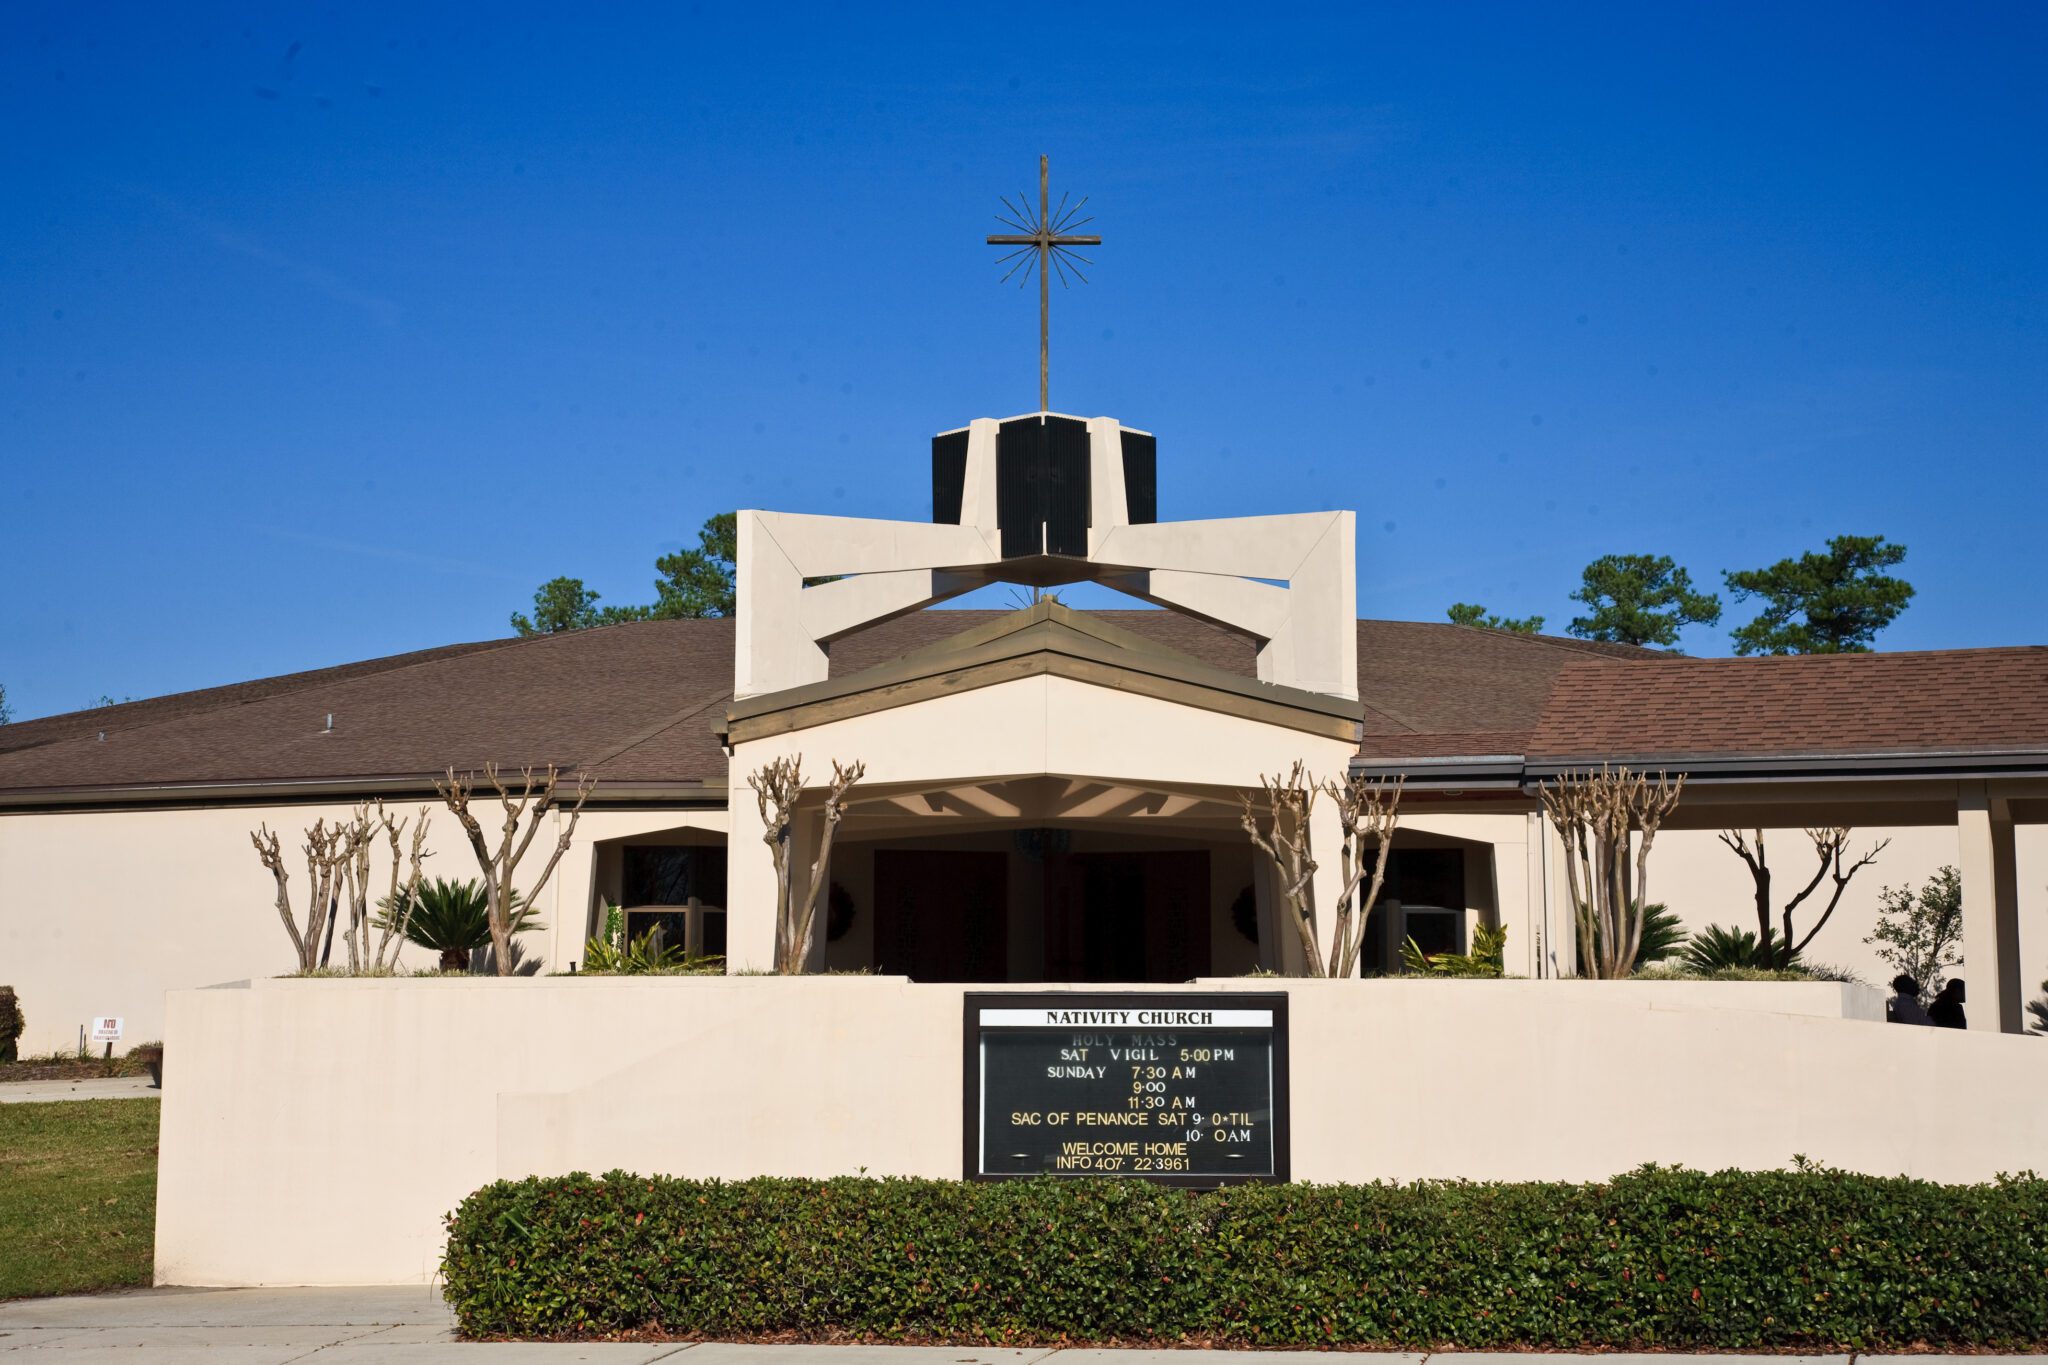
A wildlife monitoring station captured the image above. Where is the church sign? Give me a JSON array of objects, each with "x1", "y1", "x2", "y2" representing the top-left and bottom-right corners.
[{"x1": 964, "y1": 992, "x2": 1290, "y2": 1186}]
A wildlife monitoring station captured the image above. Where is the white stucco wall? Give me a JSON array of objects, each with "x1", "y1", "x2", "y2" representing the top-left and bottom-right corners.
[
  {"x1": 0, "y1": 802, "x2": 722, "y2": 1054},
  {"x1": 5, "y1": 791, "x2": 2042, "y2": 1057},
  {"x1": 1647, "y1": 824, "x2": 2048, "y2": 991},
  {"x1": 155, "y1": 973, "x2": 2048, "y2": 1287}
]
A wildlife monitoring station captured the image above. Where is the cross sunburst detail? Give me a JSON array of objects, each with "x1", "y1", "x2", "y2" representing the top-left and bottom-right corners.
[{"x1": 987, "y1": 155, "x2": 1102, "y2": 412}]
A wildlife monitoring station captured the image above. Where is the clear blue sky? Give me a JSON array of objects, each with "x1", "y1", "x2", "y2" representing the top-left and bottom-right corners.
[{"x1": 4, "y1": 3, "x2": 2043, "y2": 720}]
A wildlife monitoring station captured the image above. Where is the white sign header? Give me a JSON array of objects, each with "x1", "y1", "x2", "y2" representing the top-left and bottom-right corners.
[{"x1": 980, "y1": 1007, "x2": 1273, "y2": 1030}]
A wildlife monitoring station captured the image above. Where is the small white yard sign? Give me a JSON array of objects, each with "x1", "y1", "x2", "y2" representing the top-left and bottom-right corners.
[{"x1": 90, "y1": 1016, "x2": 123, "y2": 1043}]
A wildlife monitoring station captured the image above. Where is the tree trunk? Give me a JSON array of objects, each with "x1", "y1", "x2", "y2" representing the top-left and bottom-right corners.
[{"x1": 1753, "y1": 860, "x2": 1773, "y2": 963}]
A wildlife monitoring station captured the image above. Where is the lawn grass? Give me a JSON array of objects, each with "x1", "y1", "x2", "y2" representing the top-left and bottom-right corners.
[{"x1": 0, "y1": 1099, "x2": 158, "y2": 1300}]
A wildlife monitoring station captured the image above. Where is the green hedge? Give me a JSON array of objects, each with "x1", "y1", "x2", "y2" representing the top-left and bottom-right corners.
[{"x1": 443, "y1": 1167, "x2": 2048, "y2": 1348}]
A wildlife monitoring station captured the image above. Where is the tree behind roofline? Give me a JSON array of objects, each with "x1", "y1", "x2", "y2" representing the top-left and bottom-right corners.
[
  {"x1": 1537, "y1": 767, "x2": 1685, "y2": 978},
  {"x1": 0, "y1": 682, "x2": 11, "y2": 724},
  {"x1": 1724, "y1": 534, "x2": 1914, "y2": 655},
  {"x1": 653, "y1": 511, "x2": 737, "y2": 619},
  {"x1": 1716, "y1": 827, "x2": 1888, "y2": 969},
  {"x1": 1446, "y1": 603, "x2": 1544, "y2": 634},
  {"x1": 1567, "y1": 554, "x2": 1721, "y2": 649},
  {"x1": 1864, "y1": 865, "x2": 1963, "y2": 999},
  {"x1": 748, "y1": 754, "x2": 864, "y2": 973},
  {"x1": 1238, "y1": 762, "x2": 1403, "y2": 977},
  {"x1": 250, "y1": 803, "x2": 431, "y2": 973},
  {"x1": 512, "y1": 513, "x2": 737, "y2": 637},
  {"x1": 510, "y1": 577, "x2": 652, "y2": 636},
  {"x1": 435, "y1": 763, "x2": 592, "y2": 975}
]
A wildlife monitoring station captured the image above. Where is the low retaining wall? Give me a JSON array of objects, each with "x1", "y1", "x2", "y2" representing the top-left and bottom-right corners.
[{"x1": 157, "y1": 975, "x2": 2045, "y2": 1287}]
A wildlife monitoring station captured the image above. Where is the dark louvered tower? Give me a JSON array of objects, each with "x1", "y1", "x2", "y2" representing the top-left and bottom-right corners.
[{"x1": 931, "y1": 412, "x2": 1156, "y2": 559}]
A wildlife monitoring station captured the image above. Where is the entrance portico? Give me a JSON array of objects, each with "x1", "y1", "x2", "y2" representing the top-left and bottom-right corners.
[{"x1": 721, "y1": 601, "x2": 1363, "y2": 979}]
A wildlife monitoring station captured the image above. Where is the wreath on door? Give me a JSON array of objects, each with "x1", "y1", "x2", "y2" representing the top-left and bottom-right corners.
[
  {"x1": 1230, "y1": 884, "x2": 1259, "y2": 945},
  {"x1": 826, "y1": 881, "x2": 857, "y2": 942}
]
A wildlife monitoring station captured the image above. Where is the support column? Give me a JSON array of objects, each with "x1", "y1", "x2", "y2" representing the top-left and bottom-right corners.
[
  {"x1": 798, "y1": 807, "x2": 830, "y2": 974},
  {"x1": 545, "y1": 810, "x2": 599, "y2": 974},
  {"x1": 1252, "y1": 847, "x2": 1307, "y2": 975},
  {"x1": 1540, "y1": 814, "x2": 1578, "y2": 979},
  {"x1": 1523, "y1": 811, "x2": 1549, "y2": 979},
  {"x1": 1957, "y1": 783, "x2": 2024, "y2": 1033},
  {"x1": 1481, "y1": 815, "x2": 1539, "y2": 979},
  {"x1": 725, "y1": 752, "x2": 780, "y2": 973},
  {"x1": 1306, "y1": 795, "x2": 1348, "y2": 976},
  {"x1": 1483, "y1": 832, "x2": 1527, "y2": 976}
]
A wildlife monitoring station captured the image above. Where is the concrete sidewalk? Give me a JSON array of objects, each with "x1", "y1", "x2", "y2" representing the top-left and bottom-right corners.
[
  {"x1": 0, "y1": 1075, "x2": 158, "y2": 1104},
  {"x1": 0, "y1": 1287, "x2": 2040, "y2": 1361}
]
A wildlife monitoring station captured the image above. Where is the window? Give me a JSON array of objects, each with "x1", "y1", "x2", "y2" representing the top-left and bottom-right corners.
[
  {"x1": 1398, "y1": 906, "x2": 1465, "y2": 957},
  {"x1": 618, "y1": 845, "x2": 728, "y2": 960},
  {"x1": 1360, "y1": 847, "x2": 1469, "y2": 973},
  {"x1": 623, "y1": 846, "x2": 726, "y2": 907}
]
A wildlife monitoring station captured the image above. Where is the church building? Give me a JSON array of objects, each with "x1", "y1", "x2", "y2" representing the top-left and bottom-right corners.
[{"x1": 1, "y1": 405, "x2": 2044, "y2": 1050}]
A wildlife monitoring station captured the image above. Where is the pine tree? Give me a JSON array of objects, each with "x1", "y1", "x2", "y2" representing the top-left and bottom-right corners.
[
  {"x1": 1446, "y1": 602, "x2": 1543, "y2": 634},
  {"x1": 1568, "y1": 553, "x2": 1720, "y2": 649},
  {"x1": 1725, "y1": 534, "x2": 1914, "y2": 655}
]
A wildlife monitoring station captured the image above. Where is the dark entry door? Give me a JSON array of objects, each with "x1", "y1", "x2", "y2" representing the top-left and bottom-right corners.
[
  {"x1": 1046, "y1": 850, "x2": 1211, "y2": 982},
  {"x1": 873, "y1": 850, "x2": 1009, "y2": 982}
]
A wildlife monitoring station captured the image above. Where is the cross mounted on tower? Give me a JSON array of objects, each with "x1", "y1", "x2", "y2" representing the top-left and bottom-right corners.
[{"x1": 987, "y1": 155, "x2": 1102, "y2": 412}]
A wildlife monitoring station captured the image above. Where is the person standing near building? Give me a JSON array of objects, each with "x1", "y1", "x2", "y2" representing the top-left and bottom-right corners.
[
  {"x1": 1927, "y1": 979, "x2": 1967, "y2": 1029},
  {"x1": 1887, "y1": 975, "x2": 1933, "y2": 1025}
]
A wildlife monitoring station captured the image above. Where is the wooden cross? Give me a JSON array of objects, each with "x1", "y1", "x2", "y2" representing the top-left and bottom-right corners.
[{"x1": 988, "y1": 155, "x2": 1101, "y2": 412}]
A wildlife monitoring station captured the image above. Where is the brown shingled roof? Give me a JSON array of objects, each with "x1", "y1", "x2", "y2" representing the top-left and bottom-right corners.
[
  {"x1": 0, "y1": 638, "x2": 512, "y2": 758},
  {"x1": 0, "y1": 610, "x2": 1631, "y2": 801},
  {"x1": 1525, "y1": 648, "x2": 2048, "y2": 764}
]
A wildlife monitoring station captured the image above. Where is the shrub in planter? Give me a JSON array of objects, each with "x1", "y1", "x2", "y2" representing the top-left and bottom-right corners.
[
  {"x1": 443, "y1": 1166, "x2": 2048, "y2": 1348},
  {"x1": 1683, "y1": 922, "x2": 1784, "y2": 972},
  {"x1": 378, "y1": 878, "x2": 541, "y2": 972},
  {"x1": 1400, "y1": 923, "x2": 1507, "y2": 977},
  {"x1": 0, "y1": 986, "x2": 21, "y2": 1063}
]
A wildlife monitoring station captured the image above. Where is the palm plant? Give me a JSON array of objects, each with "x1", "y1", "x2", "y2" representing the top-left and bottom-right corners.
[
  {"x1": 584, "y1": 929, "x2": 687, "y2": 974},
  {"x1": 1632, "y1": 904, "x2": 1686, "y2": 965},
  {"x1": 2029, "y1": 980, "x2": 2048, "y2": 1036},
  {"x1": 1587, "y1": 902, "x2": 1685, "y2": 968},
  {"x1": 579, "y1": 903, "x2": 721, "y2": 976},
  {"x1": 1400, "y1": 924, "x2": 1508, "y2": 978},
  {"x1": 377, "y1": 878, "x2": 541, "y2": 971},
  {"x1": 1682, "y1": 923, "x2": 1795, "y2": 974}
]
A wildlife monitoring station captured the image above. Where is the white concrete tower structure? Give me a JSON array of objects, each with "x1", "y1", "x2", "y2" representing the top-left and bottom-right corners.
[
  {"x1": 734, "y1": 412, "x2": 1358, "y2": 701},
  {"x1": 723, "y1": 411, "x2": 1364, "y2": 974}
]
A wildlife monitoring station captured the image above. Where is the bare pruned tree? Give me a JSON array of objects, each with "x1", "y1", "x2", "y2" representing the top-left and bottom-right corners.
[
  {"x1": 1240, "y1": 762, "x2": 1325, "y2": 976},
  {"x1": 748, "y1": 754, "x2": 864, "y2": 973},
  {"x1": 1717, "y1": 826, "x2": 1889, "y2": 967},
  {"x1": 251, "y1": 818, "x2": 344, "y2": 973},
  {"x1": 1240, "y1": 766, "x2": 1405, "y2": 978},
  {"x1": 1538, "y1": 766, "x2": 1685, "y2": 978},
  {"x1": 250, "y1": 803, "x2": 427, "y2": 975},
  {"x1": 1320, "y1": 772, "x2": 1404, "y2": 978},
  {"x1": 332, "y1": 802, "x2": 432, "y2": 973},
  {"x1": 436, "y1": 763, "x2": 593, "y2": 976}
]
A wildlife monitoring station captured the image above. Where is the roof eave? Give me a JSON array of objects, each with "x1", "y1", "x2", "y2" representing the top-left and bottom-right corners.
[
  {"x1": 0, "y1": 774, "x2": 729, "y2": 812},
  {"x1": 1353, "y1": 747, "x2": 2048, "y2": 788},
  {"x1": 1525, "y1": 749, "x2": 2048, "y2": 783},
  {"x1": 1348, "y1": 753, "x2": 1528, "y2": 789}
]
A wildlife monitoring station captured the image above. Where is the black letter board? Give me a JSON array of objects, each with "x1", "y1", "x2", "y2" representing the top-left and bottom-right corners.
[{"x1": 964, "y1": 991, "x2": 1290, "y2": 1187}]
